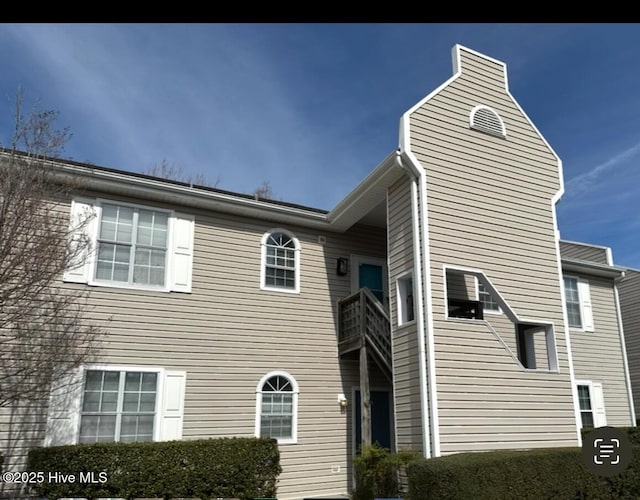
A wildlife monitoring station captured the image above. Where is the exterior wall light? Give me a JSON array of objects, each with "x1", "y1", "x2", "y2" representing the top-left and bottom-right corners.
[{"x1": 337, "y1": 257, "x2": 349, "y2": 276}]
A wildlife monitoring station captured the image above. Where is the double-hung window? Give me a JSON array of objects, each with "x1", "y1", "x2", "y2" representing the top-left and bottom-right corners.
[
  {"x1": 79, "y1": 369, "x2": 158, "y2": 443},
  {"x1": 256, "y1": 371, "x2": 299, "y2": 444},
  {"x1": 96, "y1": 204, "x2": 169, "y2": 287},
  {"x1": 576, "y1": 381, "x2": 606, "y2": 429},
  {"x1": 260, "y1": 229, "x2": 300, "y2": 293},
  {"x1": 577, "y1": 384, "x2": 594, "y2": 428},
  {"x1": 63, "y1": 198, "x2": 195, "y2": 293},
  {"x1": 564, "y1": 277, "x2": 582, "y2": 328},
  {"x1": 44, "y1": 366, "x2": 187, "y2": 447},
  {"x1": 563, "y1": 276, "x2": 593, "y2": 331}
]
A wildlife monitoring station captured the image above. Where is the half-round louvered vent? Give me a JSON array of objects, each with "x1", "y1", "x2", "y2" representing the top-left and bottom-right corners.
[{"x1": 469, "y1": 105, "x2": 506, "y2": 138}]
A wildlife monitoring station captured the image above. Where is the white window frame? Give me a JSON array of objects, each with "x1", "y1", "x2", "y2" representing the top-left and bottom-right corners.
[
  {"x1": 563, "y1": 275, "x2": 594, "y2": 332},
  {"x1": 476, "y1": 279, "x2": 501, "y2": 314},
  {"x1": 45, "y1": 365, "x2": 186, "y2": 447},
  {"x1": 260, "y1": 228, "x2": 301, "y2": 294},
  {"x1": 77, "y1": 365, "x2": 164, "y2": 443},
  {"x1": 575, "y1": 380, "x2": 607, "y2": 429},
  {"x1": 89, "y1": 199, "x2": 174, "y2": 292},
  {"x1": 396, "y1": 270, "x2": 416, "y2": 326},
  {"x1": 255, "y1": 370, "x2": 299, "y2": 445},
  {"x1": 64, "y1": 197, "x2": 195, "y2": 293}
]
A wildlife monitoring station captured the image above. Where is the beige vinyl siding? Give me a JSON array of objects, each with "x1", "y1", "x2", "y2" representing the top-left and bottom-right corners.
[
  {"x1": 0, "y1": 400, "x2": 48, "y2": 495},
  {"x1": 483, "y1": 312, "x2": 519, "y2": 362},
  {"x1": 570, "y1": 274, "x2": 633, "y2": 426},
  {"x1": 409, "y1": 46, "x2": 578, "y2": 454},
  {"x1": 560, "y1": 241, "x2": 609, "y2": 264},
  {"x1": 0, "y1": 192, "x2": 387, "y2": 500},
  {"x1": 387, "y1": 178, "x2": 424, "y2": 453},
  {"x1": 618, "y1": 269, "x2": 640, "y2": 421}
]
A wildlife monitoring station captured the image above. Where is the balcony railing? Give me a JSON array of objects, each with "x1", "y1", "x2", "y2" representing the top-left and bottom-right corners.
[{"x1": 338, "y1": 287, "x2": 392, "y2": 378}]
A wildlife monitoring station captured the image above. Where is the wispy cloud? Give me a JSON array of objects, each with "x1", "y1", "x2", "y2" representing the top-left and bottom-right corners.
[{"x1": 565, "y1": 142, "x2": 640, "y2": 198}]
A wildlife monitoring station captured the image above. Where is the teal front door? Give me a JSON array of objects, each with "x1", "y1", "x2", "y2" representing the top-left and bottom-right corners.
[
  {"x1": 354, "y1": 390, "x2": 392, "y2": 453},
  {"x1": 359, "y1": 263, "x2": 384, "y2": 303}
]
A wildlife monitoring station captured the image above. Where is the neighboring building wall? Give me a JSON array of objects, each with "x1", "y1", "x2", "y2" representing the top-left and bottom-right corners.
[
  {"x1": 387, "y1": 177, "x2": 424, "y2": 453},
  {"x1": 560, "y1": 241, "x2": 609, "y2": 265},
  {"x1": 620, "y1": 268, "x2": 640, "y2": 421},
  {"x1": 569, "y1": 272, "x2": 634, "y2": 426},
  {"x1": 408, "y1": 46, "x2": 578, "y2": 454},
  {"x1": 0, "y1": 189, "x2": 388, "y2": 500}
]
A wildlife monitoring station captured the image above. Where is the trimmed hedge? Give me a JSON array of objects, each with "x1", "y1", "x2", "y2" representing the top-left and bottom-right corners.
[
  {"x1": 407, "y1": 446, "x2": 640, "y2": 499},
  {"x1": 27, "y1": 437, "x2": 281, "y2": 500},
  {"x1": 582, "y1": 426, "x2": 640, "y2": 445}
]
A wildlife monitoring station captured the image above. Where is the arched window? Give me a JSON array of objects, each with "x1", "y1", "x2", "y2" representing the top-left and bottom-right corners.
[
  {"x1": 260, "y1": 229, "x2": 300, "y2": 293},
  {"x1": 255, "y1": 371, "x2": 299, "y2": 444},
  {"x1": 469, "y1": 105, "x2": 506, "y2": 138}
]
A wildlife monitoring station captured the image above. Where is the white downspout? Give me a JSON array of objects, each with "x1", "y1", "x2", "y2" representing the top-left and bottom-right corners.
[
  {"x1": 613, "y1": 272, "x2": 637, "y2": 425},
  {"x1": 416, "y1": 161, "x2": 441, "y2": 457},
  {"x1": 395, "y1": 151, "x2": 434, "y2": 458}
]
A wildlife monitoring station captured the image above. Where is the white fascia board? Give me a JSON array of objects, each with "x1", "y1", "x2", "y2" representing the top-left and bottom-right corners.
[{"x1": 327, "y1": 152, "x2": 403, "y2": 231}]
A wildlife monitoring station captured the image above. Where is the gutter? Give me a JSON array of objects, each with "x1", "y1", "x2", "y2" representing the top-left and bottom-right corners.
[
  {"x1": 44, "y1": 157, "x2": 335, "y2": 231},
  {"x1": 561, "y1": 258, "x2": 627, "y2": 280}
]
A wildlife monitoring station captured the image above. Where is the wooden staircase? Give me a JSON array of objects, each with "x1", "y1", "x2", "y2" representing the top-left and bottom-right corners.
[{"x1": 337, "y1": 287, "x2": 392, "y2": 380}]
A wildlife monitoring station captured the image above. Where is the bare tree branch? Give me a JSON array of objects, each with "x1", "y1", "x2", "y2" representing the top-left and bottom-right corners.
[
  {"x1": 142, "y1": 158, "x2": 222, "y2": 188},
  {"x1": 0, "y1": 88, "x2": 103, "y2": 407},
  {"x1": 253, "y1": 180, "x2": 279, "y2": 201}
]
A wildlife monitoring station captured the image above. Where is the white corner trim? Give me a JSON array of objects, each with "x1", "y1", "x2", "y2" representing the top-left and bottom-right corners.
[{"x1": 554, "y1": 210, "x2": 583, "y2": 446}]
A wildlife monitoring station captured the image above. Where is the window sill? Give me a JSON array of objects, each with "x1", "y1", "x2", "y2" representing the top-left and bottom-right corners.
[
  {"x1": 397, "y1": 320, "x2": 417, "y2": 329},
  {"x1": 483, "y1": 309, "x2": 502, "y2": 315},
  {"x1": 274, "y1": 438, "x2": 297, "y2": 445},
  {"x1": 260, "y1": 285, "x2": 300, "y2": 295},
  {"x1": 88, "y1": 280, "x2": 171, "y2": 293}
]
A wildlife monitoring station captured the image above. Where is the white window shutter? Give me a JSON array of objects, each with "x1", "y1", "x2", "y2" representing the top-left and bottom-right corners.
[
  {"x1": 170, "y1": 214, "x2": 195, "y2": 293},
  {"x1": 593, "y1": 382, "x2": 607, "y2": 427},
  {"x1": 578, "y1": 279, "x2": 594, "y2": 332},
  {"x1": 44, "y1": 369, "x2": 84, "y2": 446},
  {"x1": 63, "y1": 198, "x2": 96, "y2": 283},
  {"x1": 159, "y1": 370, "x2": 186, "y2": 441}
]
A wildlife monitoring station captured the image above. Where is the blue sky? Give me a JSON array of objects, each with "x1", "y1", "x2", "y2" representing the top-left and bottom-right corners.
[{"x1": 1, "y1": 23, "x2": 639, "y2": 268}]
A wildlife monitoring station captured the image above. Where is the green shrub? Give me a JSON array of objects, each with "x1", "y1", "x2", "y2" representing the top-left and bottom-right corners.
[
  {"x1": 407, "y1": 447, "x2": 612, "y2": 500},
  {"x1": 27, "y1": 437, "x2": 281, "y2": 500},
  {"x1": 582, "y1": 426, "x2": 640, "y2": 446},
  {"x1": 352, "y1": 444, "x2": 420, "y2": 500}
]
